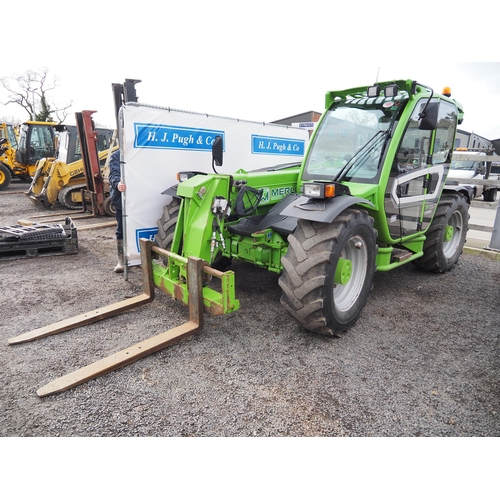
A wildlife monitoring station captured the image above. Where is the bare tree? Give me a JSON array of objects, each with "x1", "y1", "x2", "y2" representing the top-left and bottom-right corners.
[
  {"x1": 0, "y1": 68, "x2": 72, "y2": 123},
  {"x1": 0, "y1": 115, "x2": 20, "y2": 124},
  {"x1": 344, "y1": 109, "x2": 378, "y2": 128}
]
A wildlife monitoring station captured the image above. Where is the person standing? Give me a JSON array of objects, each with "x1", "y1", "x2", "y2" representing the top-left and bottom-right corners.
[{"x1": 108, "y1": 149, "x2": 126, "y2": 273}]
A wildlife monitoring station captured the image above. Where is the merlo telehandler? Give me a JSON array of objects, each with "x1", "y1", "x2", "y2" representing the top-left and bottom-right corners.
[
  {"x1": 153, "y1": 79, "x2": 469, "y2": 335},
  {"x1": 9, "y1": 79, "x2": 471, "y2": 396}
]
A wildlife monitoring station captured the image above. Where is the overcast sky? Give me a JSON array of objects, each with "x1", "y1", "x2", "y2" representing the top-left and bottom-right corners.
[{"x1": 2, "y1": 1, "x2": 499, "y2": 140}]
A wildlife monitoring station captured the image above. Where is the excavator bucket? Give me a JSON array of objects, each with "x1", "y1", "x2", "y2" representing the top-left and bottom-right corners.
[{"x1": 8, "y1": 238, "x2": 240, "y2": 397}]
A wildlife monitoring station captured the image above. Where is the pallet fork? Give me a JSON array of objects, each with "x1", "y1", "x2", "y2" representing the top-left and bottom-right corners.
[{"x1": 8, "y1": 239, "x2": 239, "y2": 397}]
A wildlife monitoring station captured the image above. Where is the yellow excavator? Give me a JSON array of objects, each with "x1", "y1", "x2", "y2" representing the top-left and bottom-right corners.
[{"x1": 26, "y1": 115, "x2": 117, "y2": 214}]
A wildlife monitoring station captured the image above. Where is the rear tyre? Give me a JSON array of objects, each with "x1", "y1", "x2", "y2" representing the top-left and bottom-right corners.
[
  {"x1": 0, "y1": 163, "x2": 12, "y2": 191},
  {"x1": 483, "y1": 188, "x2": 497, "y2": 202},
  {"x1": 279, "y1": 209, "x2": 377, "y2": 336},
  {"x1": 413, "y1": 193, "x2": 469, "y2": 273}
]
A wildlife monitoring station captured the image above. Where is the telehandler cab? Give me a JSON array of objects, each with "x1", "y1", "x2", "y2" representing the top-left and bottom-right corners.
[{"x1": 9, "y1": 79, "x2": 470, "y2": 395}]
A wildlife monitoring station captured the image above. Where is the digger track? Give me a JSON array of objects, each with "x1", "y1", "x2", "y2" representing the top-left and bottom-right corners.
[{"x1": 58, "y1": 184, "x2": 86, "y2": 210}]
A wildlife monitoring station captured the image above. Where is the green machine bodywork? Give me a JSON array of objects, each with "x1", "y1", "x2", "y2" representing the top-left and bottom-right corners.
[{"x1": 152, "y1": 79, "x2": 470, "y2": 336}]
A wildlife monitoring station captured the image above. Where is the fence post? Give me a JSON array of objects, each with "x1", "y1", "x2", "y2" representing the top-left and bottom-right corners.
[{"x1": 487, "y1": 203, "x2": 500, "y2": 252}]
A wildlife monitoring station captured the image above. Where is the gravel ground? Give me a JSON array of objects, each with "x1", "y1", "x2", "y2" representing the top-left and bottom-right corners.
[{"x1": 1, "y1": 178, "x2": 499, "y2": 437}]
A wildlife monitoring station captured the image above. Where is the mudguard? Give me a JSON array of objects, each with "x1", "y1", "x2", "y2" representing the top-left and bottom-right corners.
[
  {"x1": 161, "y1": 184, "x2": 180, "y2": 197},
  {"x1": 442, "y1": 184, "x2": 472, "y2": 204},
  {"x1": 279, "y1": 194, "x2": 374, "y2": 224}
]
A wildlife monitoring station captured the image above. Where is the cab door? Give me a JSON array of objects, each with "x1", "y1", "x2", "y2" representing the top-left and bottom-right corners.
[{"x1": 385, "y1": 99, "x2": 457, "y2": 239}]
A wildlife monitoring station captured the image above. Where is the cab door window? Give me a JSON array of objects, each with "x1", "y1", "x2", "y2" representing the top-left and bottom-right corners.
[
  {"x1": 7, "y1": 125, "x2": 18, "y2": 148},
  {"x1": 432, "y1": 100, "x2": 457, "y2": 167},
  {"x1": 29, "y1": 126, "x2": 55, "y2": 162}
]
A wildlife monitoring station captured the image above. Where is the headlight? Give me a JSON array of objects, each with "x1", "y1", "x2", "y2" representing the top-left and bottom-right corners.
[
  {"x1": 302, "y1": 182, "x2": 350, "y2": 199},
  {"x1": 178, "y1": 172, "x2": 191, "y2": 182},
  {"x1": 303, "y1": 183, "x2": 323, "y2": 197},
  {"x1": 176, "y1": 171, "x2": 207, "y2": 182}
]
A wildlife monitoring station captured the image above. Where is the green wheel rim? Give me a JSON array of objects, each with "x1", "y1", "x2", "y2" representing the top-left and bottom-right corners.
[
  {"x1": 443, "y1": 211, "x2": 463, "y2": 259},
  {"x1": 333, "y1": 236, "x2": 368, "y2": 313},
  {"x1": 334, "y1": 257, "x2": 352, "y2": 285},
  {"x1": 444, "y1": 225, "x2": 454, "y2": 242}
]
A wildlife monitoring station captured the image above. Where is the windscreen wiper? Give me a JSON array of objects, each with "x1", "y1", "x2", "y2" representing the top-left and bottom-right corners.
[{"x1": 334, "y1": 130, "x2": 387, "y2": 182}]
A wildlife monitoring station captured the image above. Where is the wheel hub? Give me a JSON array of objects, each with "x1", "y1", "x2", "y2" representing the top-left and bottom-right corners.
[
  {"x1": 444, "y1": 224, "x2": 454, "y2": 242},
  {"x1": 334, "y1": 257, "x2": 352, "y2": 285}
]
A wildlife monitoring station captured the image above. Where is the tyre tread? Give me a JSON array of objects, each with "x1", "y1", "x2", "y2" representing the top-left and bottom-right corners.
[{"x1": 279, "y1": 209, "x2": 376, "y2": 336}]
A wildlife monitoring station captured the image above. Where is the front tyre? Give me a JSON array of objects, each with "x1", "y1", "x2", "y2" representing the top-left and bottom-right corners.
[
  {"x1": 155, "y1": 197, "x2": 231, "y2": 270},
  {"x1": 0, "y1": 163, "x2": 12, "y2": 191},
  {"x1": 155, "y1": 198, "x2": 181, "y2": 264},
  {"x1": 279, "y1": 209, "x2": 377, "y2": 336},
  {"x1": 413, "y1": 193, "x2": 469, "y2": 273}
]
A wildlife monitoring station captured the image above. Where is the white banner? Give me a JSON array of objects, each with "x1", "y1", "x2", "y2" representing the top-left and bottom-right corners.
[{"x1": 121, "y1": 103, "x2": 309, "y2": 265}]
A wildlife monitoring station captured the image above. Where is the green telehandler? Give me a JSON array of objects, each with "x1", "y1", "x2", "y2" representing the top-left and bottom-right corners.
[
  {"x1": 152, "y1": 78, "x2": 469, "y2": 335},
  {"x1": 9, "y1": 78, "x2": 470, "y2": 395}
]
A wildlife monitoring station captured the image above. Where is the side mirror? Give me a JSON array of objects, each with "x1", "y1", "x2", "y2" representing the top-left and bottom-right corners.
[
  {"x1": 212, "y1": 135, "x2": 223, "y2": 167},
  {"x1": 419, "y1": 101, "x2": 439, "y2": 130}
]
